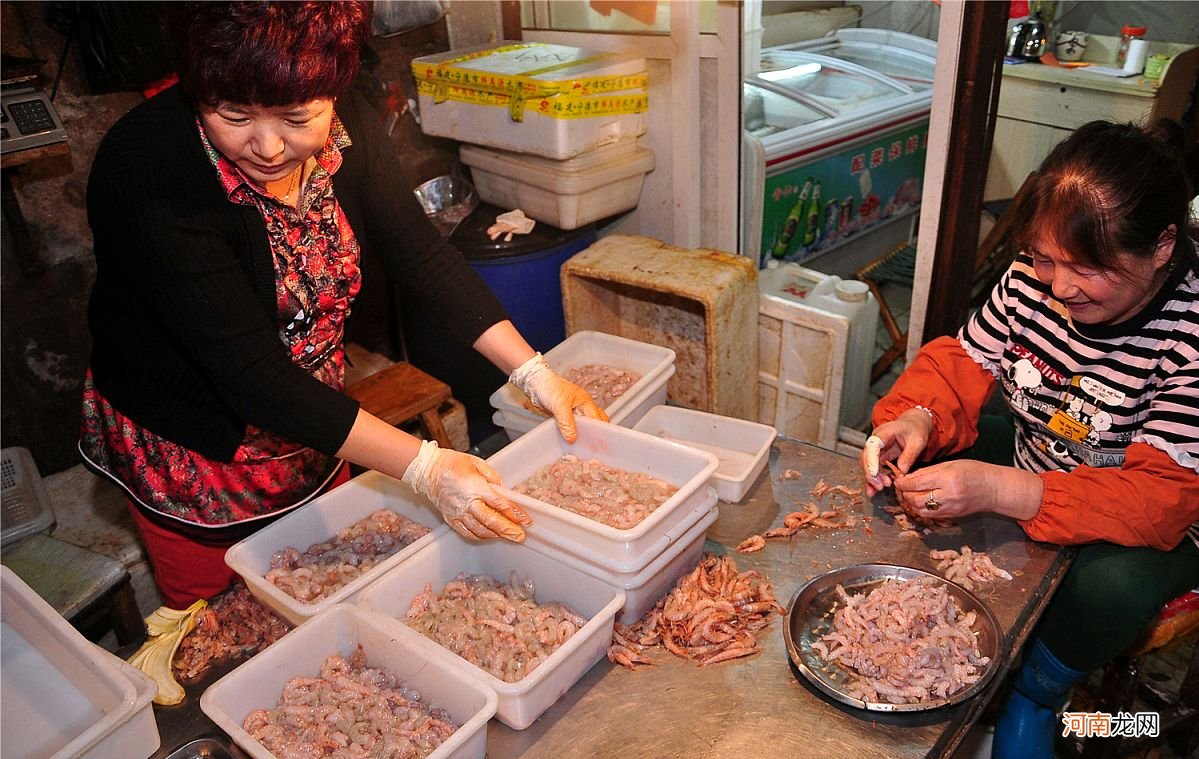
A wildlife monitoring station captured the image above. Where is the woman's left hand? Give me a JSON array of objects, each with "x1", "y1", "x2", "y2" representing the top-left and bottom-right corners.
[
  {"x1": 893, "y1": 460, "x2": 1043, "y2": 521},
  {"x1": 509, "y1": 354, "x2": 608, "y2": 442}
]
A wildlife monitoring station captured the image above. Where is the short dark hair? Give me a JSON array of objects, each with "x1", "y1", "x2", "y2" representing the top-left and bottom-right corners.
[
  {"x1": 1016, "y1": 119, "x2": 1197, "y2": 273},
  {"x1": 171, "y1": 1, "x2": 369, "y2": 107}
]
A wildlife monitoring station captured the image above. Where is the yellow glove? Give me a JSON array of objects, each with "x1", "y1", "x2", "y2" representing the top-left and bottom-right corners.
[
  {"x1": 509, "y1": 353, "x2": 608, "y2": 442},
  {"x1": 402, "y1": 440, "x2": 531, "y2": 542}
]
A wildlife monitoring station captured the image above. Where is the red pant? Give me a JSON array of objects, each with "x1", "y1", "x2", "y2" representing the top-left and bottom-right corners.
[{"x1": 127, "y1": 463, "x2": 351, "y2": 609}]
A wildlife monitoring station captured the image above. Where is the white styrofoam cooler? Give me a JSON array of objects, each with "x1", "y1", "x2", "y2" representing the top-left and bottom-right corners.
[
  {"x1": 487, "y1": 417, "x2": 718, "y2": 573},
  {"x1": 224, "y1": 470, "x2": 448, "y2": 626},
  {"x1": 200, "y1": 604, "x2": 496, "y2": 759},
  {"x1": 460, "y1": 141, "x2": 655, "y2": 231},
  {"x1": 490, "y1": 330, "x2": 675, "y2": 427},
  {"x1": 632, "y1": 406, "x2": 776, "y2": 503},
  {"x1": 523, "y1": 490, "x2": 719, "y2": 626},
  {"x1": 356, "y1": 532, "x2": 624, "y2": 730},
  {"x1": 1, "y1": 566, "x2": 160, "y2": 759},
  {"x1": 412, "y1": 42, "x2": 647, "y2": 160}
]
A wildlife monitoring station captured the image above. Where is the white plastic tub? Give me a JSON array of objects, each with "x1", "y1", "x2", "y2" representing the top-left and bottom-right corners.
[
  {"x1": 632, "y1": 406, "x2": 776, "y2": 503},
  {"x1": 486, "y1": 417, "x2": 718, "y2": 573},
  {"x1": 200, "y1": 604, "x2": 496, "y2": 759},
  {"x1": 412, "y1": 42, "x2": 648, "y2": 160},
  {"x1": 524, "y1": 490, "x2": 719, "y2": 625},
  {"x1": 356, "y1": 532, "x2": 624, "y2": 730},
  {"x1": 224, "y1": 470, "x2": 447, "y2": 626},
  {"x1": 1, "y1": 566, "x2": 160, "y2": 759},
  {"x1": 461, "y1": 142, "x2": 655, "y2": 230},
  {"x1": 490, "y1": 330, "x2": 675, "y2": 427}
]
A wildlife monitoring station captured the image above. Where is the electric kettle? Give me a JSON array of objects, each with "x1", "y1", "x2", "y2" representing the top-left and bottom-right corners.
[{"x1": 1007, "y1": 11, "x2": 1048, "y2": 60}]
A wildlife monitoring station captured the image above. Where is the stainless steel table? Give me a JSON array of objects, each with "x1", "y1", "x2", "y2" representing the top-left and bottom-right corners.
[{"x1": 487, "y1": 436, "x2": 1073, "y2": 758}]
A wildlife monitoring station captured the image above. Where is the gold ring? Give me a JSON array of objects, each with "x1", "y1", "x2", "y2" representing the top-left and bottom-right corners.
[{"x1": 924, "y1": 496, "x2": 941, "y2": 511}]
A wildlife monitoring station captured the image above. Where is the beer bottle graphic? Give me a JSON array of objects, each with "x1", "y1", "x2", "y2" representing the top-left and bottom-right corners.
[
  {"x1": 771, "y1": 177, "x2": 812, "y2": 258},
  {"x1": 802, "y1": 180, "x2": 823, "y2": 246}
]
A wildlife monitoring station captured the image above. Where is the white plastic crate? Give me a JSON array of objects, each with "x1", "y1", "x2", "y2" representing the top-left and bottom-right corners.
[
  {"x1": 524, "y1": 491, "x2": 718, "y2": 626},
  {"x1": 356, "y1": 532, "x2": 624, "y2": 730},
  {"x1": 224, "y1": 470, "x2": 448, "y2": 626},
  {"x1": 632, "y1": 405, "x2": 776, "y2": 503},
  {"x1": 490, "y1": 330, "x2": 675, "y2": 426},
  {"x1": 412, "y1": 42, "x2": 647, "y2": 160},
  {"x1": 1, "y1": 566, "x2": 160, "y2": 759},
  {"x1": 461, "y1": 141, "x2": 655, "y2": 230},
  {"x1": 200, "y1": 604, "x2": 496, "y2": 759},
  {"x1": 1, "y1": 446, "x2": 55, "y2": 547},
  {"x1": 487, "y1": 417, "x2": 718, "y2": 573}
]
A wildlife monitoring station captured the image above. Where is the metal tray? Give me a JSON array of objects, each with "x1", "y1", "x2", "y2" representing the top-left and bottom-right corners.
[
  {"x1": 783, "y1": 563, "x2": 1003, "y2": 712},
  {"x1": 164, "y1": 736, "x2": 248, "y2": 759}
]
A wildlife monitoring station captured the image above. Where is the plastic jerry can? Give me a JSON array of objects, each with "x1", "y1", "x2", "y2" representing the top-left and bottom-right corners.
[{"x1": 758, "y1": 262, "x2": 880, "y2": 430}]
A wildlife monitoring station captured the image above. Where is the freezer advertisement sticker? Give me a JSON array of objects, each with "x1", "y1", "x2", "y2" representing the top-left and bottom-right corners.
[{"x1": 760, "y1": 123, "x2": 929, "y2": 267}]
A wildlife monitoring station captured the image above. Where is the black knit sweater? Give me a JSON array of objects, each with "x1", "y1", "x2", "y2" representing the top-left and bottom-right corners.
[{"x1": 85, "y1": 86, "x2": 508, "y2": 461}]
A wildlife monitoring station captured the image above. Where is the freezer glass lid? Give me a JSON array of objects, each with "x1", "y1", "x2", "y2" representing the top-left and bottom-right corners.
[
  {"x1": 818, "y1": 45, "x2": 934, "y2": 91},
  {"x1": 757, "y1": 51, "x2": 907, "y2": 115},
  {"x1": 743, "y1": 82, "x2": 827, "y2": 138}
]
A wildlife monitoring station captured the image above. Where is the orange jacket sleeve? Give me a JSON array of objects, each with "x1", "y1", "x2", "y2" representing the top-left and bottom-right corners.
[
  {"x1": 871, "y1": 336, "x2": 997, "y2": 460},
  {"x1": 1024, "y1": 442, "x2": 1199, "y2": 550}
]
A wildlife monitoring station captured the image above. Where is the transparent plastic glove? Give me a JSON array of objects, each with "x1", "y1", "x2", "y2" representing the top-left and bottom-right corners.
[
  {"x1": 402, "y1": 440, "x2": 531, "y2": 542},
  {"x1": 509, "y1": 353, "x2": 608, "y2": 442}
]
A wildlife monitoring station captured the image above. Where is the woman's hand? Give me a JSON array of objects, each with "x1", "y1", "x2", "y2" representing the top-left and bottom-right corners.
[
  {"x1": 402, "y1": 440, "x2": 532, "y2": 542},
  {"x1": 861, "y1": 408, "x2": 935, "y2": 496},
  {"x1": 509, "y1": 354, "x2": 608, "y2": 442},
  {"x1": 892, "y1": 459, "x2": 1044, "y2": 522}
]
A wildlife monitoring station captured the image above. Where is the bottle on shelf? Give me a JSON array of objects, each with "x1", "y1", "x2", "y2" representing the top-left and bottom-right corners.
[{"x1": 1116, "y1": 24, "x2": 1146, "y2": 67}]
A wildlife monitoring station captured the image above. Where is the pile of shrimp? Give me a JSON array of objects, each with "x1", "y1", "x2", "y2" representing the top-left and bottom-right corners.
[
  {"x1": 930, "y1": 546, "x2": 1013, "y2": 591},
  {"x1": 565, "y1": 364, "x2": 641, "y2": 408},
  {"x1": 243, "y1": 644, "x2": 457, "y2": 758},
  {"x1": 736, "y1": 478, "x2": 866, "y2": 553},
  {"x1": 266, "y1": 509, "x2": 431, "y2": 602},
  {"x1": 513, "y1": 455, "x2": 678, "y2": 530},
  {"x1": 404, "y1": 571, "x2": 588, "y2": 683},
  {"x1": 811, "y1": 577, "x2": 990, "y2": 704},
  {"x1": 608, "y1": 554, "x2": 785, "y2": 670},
  {"x1": 173, "y1": 582, "x2": 292, "y2": 681}
]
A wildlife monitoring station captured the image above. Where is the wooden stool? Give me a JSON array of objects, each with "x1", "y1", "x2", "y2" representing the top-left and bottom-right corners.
[
  {"x1": 1068, "y1": 590, "x2": 1199, "y2": 758},
  {"x1": 346, "y1": 361, "x2": 455, "y2": 449},
  {"x1": 1, "y1": 533, "x2": 145, "y2": 647}
]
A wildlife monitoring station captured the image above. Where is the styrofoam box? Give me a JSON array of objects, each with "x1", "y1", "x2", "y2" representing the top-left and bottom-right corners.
[
  {"x1": 632, "y1": 406, "x2": 776, "y2": 503},
  {"x1": 357, "y1": 532, "x2": 625, "y2": 730},
  {"x1": 524, "y1": 491, "x2": 718, "y2": 626},
  {"x1": 200, "y1": 604, "x2": 496, "y2": 759},
  {"x1": 224, "y1": 470, "x2": 448, "y2": 626},
  {"x1": 461, "y1": 142, "x2": 655, "y2": 231},
  {"x1": 413, "y1": 42, "x2": 647, "y2": 160},
  {"x1": 486, "y1": 417, "x2": 718, "y2": 573},
  {"x1": 490, "y1": 329, "x2": 675, "y2": 425},
  {"x1": 1, "y1": 566, "x2": 160, "y2": 759}
]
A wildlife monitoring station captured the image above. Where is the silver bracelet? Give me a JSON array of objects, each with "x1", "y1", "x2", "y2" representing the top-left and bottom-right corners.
[{"x1": 913, "y1": 405, "x2": 935, "y2": 423}]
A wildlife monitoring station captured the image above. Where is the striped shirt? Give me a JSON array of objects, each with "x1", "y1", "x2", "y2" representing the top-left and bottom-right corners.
[{"x1": 959, "y1": 253, "x2": 1199, "y2": 543}]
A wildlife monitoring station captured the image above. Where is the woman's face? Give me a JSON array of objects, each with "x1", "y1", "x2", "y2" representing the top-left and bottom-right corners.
[
  {"x1": 1028, "y1": 233, "x2": 1170, "y2": 325},
  {"x1": 198, "y1": 98, "x2": 335, "y2": 188}
]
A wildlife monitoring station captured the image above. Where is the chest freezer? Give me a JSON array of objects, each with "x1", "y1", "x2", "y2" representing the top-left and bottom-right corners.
[{"x1": 742, "y1": 29, "x2": 937, "y2": 268}]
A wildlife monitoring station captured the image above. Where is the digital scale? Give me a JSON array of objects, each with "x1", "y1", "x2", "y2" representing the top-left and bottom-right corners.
[{"x1": 1, "y1": 72, "x2": 68, "y2": 155}]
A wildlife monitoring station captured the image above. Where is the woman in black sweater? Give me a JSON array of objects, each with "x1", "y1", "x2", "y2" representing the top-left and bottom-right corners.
[{"x1": 81, "y1": 2, "x2": 603, "y2": 608}]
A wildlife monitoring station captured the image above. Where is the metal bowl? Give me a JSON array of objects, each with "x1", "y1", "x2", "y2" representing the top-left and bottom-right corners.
[
  {"x1": 413, "y1": 174, "x2": 478, "y2": 236},
  {"x1": 783, "y1": 563, "x2": 1003, "y2": 712}
]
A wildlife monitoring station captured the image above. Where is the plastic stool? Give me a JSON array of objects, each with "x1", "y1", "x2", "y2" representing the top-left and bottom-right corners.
[{"x1": 1, "y1": 533, "x2": 145, "y2": 646}]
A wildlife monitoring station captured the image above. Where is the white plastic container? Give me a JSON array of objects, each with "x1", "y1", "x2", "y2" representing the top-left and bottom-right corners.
[
  {"x1": 412, "y1": 42, "x2": 648, "y2": 160},
  {"x1": 490, "y1": 330, "x2": 675, "y2": 427},
  {"x1": 486, "y1": 417, "x2": 718, "y2": 572},
  {"x1": 460, "y1": 141, "x2": 655, "y2": 230},
  {"x1": 524, "y1": 492, "x2": 719, "y2": 625},
  {"x1": 758, "y1": 262, "x2": 880, "y2": 432},
  {"x1": 1, "y1": 566, "x2": 160, "y2": 759},
  {"x1": 356, "y1": 532, "x2": 624, "y2": 730},
  {"x1": 200, "y1": 604, "x2": 497, "y2": 759},
  {"x1": 224, "y1": 470, "x2": 447, "y2": 625},
  {"x1": 632, "y1": 406, "x2": 776, "y2": 503}
]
